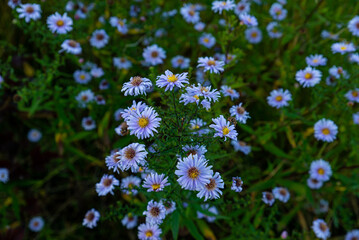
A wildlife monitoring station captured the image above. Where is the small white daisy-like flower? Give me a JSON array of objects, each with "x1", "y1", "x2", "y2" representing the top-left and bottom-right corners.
[
  {"x1": 197, "y1": 57, "x2": 225, "y2": 74},
  {"x1": 221, "y1": 85, "x2": 240, "y2": 100},
  {"x1": 75, "y1": 89, "x2": 95, "y2": 108},
  {"x1": 113, "y1": 57, "x2": 132, "y2": 69},
  {"x1": 109, "y1": 17, "x2": 128, "y2": 34},
  {"x1": 156, "y1": 70, "x2": 189, "y2": 91},
  {"x1": 119, "y1": 143, "x2": 148, "y2": 172},
  {"x1": 309, "y1": 159, "x2": 332, "y2": 182},
  {"x1": 199, "y1": 33, "x2": 216, "y2": 48},
  {"x1": 28, "y1": 129, "x2": 42, "y2": 142},
  {"x1": 314, "y1": 119, "x2": 338, "y2": 142},
  {"x1": 175, "y1": 154, "x2": 213, "y2": 191},
  {"x1": 307, "y1": 177, "x2": 323, "y2": 189},
  {"x1": 127, "y1": 107, "x2": 161, "y2": 139},
  {"x1": 306, "y1": 54, "x2": 327, "y2": 67},
  {"x1": 47, "y1": 12, "x2": 73, "y2": 34},
  {"x1": 234, "y1": 1, "x2": 250, "y2": 16},
  {"x1": 272, "y1": 187, "x2": 290, "y2": 203},
  {"x1": 83, "y1": 209, "x2": 100, "y2": 229},
  {"x1": 138, "y1": 223, "x2": 162, "y2": 240},
  {"x1": 143, "y1": 172, "x2": 170, "y2": 192},
  {"x1": 0, "y1": 168, "x2": 9, "y2": 183},
  {"x1": 348, "y1": 16, "x2": 359, "y2": 37},
  {"x1": 269, "y1": 3, "x2": 287, "y2": 21},
  {"x1": 209, "y1": 115, "x2": 238, "y2": 141},
  {"x1": 231, "y1": 176, "x2": 243, "y2": 192},
  {"x1": 239, "y1": 13, "x2": 258, "y2": 27},
  {"x1": 82, "y1": 117, "x2": 96, "y2": 130},
  {"x1": 262, "y1": 191, "x2": 275, "y2": 206},
  {"x1": 122, "y1": 214, "x2": 138, "y2": 229},
  {"x1": 353, "y1": 112, "x2": 359, "y2": 125},
  {"x1": 295, "y1": 66, "x2": 322, "y2": 87},
  {"x1": 331, "y1": 42, "x2": 356, "y2": 55},
  {"x1": 61, "y1": 39, "x2": 82, "y2": 55},
  {"x1": 171, "y1": 55, "x2": 190, "y2": 69},
  {"x1": 121, "y1": 176, "x2": 141, "y2": 195},
  {"x1": 17, "y1": 3, "x2": 41, "y2": 23},
  {"x1": 8, "y1": 0, "x2": 21, "y2": 9},
  {"x1": 329, "y1": 66, "x2": 349, "y2": 79},
  {"x1": 122, "y1": 76, "x2": 152, "y2": 96},
  {"x1": 121, "y1": 101, "x2": 148, "y2": 121},
  {"x1": 143, "y1": 200, "x2": 167, "y2": 225},
  {"x1": 345, "y1": 89, "x2": 359, "y2": 103},
  {"x1": 90, "y1": 29, "x2": 109, "y2": 49},
  {"x1": 95, "y1": 174, "x2": 119, "y2": 196},
  {"x1": 245, "y1": 27, "x2": 262, "y2": 44},
  {"x1": 161, "y1": 199, "x2": 177, "y2": 215},
  {"x1": 180, "y1": 4, "x2": 200, "y2": 24},
  {"x1": 345, "y1": 230, "x2": 359, "y2": 240},
  {"x1": 143, "y1": 44, "x2": 166, "y2": 66},
  {"x1": 29, "y1": 216, "x2": 44, "y2": 232},
  {"x1": 182, "y1": 145, "x2": 207, "y2": 157},
  {"x1": 73, "y1": 70, "x2": 91, "y2": 84},
  {"x1": 267, "y1": 22, "x2": 283, "y2": 38},
  {"x1": 197, "y1": 172, "x2": 224, "y2": 201},
  {"x1": 312, "y1": 219, "x2": 330, "y2": 240},
  {"x1": 231, "y1": 140, "x2": 251, "y2": 155},
  {"x1": 197, "y1": 204, "x2": 218, "y2": 222},
  {"x1": 105, "y1": 150, "x2": 121, "y2": 173},
  {"x1": 212, "y1": 0, "x2": 235, "y2": 14},
  {"x1": 267, "y1": 88, "x2": 292, "y2": 108},
  {"x1": 230, "y1": 103, "x2": 250, "y2": 124}
]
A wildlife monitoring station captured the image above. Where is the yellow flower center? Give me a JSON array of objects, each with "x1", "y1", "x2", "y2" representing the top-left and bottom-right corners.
[
  {"x1": 304, "y1": 73, "x2": 312, "y2": 79},
  {"x1": 188, "y1": 167, "x2": 199, "y2": 179},
  {"x1": 56, "y1": 20, "x2": 64, "y2": 27},
  {"x1": 167, "y1": 74, "x2": 178, "y2": 82},
  {"x1": 340, "y1": 46, "x2": 347, "y2": 51},
  {"x1": 313, "y1": 59, "x2": 319, "y2": 63},
  {"x1": 207, "y1": 60, "x2": 216, "y2": 66},
  {"x1": 194, "y1": 95, "x2": 199, "y2": 100},
  {"x1": 251, "y1": 32, "x2": 258, "y2": 38},
  {"x1": 321, "y1": 128, "x2": 330, "y2": 135},
  {"x1": 138, "y1": 117, "x2": 149, "y2": 128},
  {"x1": 317, "y1": 168, "x2": 325, "y2": 175},
  {"x1": 145, "y1": 231, "x2": 153, "y2": 237},
  {"x1": 152, "y1": 184, "x2": 161, "y2": 191},
  {"x1": 352, "y1": 91, "x2": 358, "y2": 97},
  {"x1": 80, "y1": 75, "x2": 85, "y2": 80},
  {"x1": 192, "y1": 125, "x2": 200, "y2": 129},
  {"x1": 222, "y1": 127, "x2": 230, "y2": 135},
  {"x1": 275, "y1": 95, "x2": 283, "y2": 102},
  {"x1": 118, "y1": 20, "x2": 124, "y2": 26},
  {"x1": 203, "y1": 38, "x2": 209, "y2": 43}
]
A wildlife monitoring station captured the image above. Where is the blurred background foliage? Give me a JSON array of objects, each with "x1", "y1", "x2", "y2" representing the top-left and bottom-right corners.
[{"x1": 0, "y1": 0, "x2": 359, "y2": 239}]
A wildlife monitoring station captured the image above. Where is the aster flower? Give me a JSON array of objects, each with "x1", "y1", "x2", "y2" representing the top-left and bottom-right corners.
[
  {"x1": 272, "y1": 187, "x2": 290, "y2": 203},
  {"x1": 121, "y1": 101, "x2": 148, "y2": 121},
  {"x1": 321, "y1": 30, "x2": 339, "y2": 40},
  {"x1": 105, "y1": 150, "x2": 122, "y2": 173},
  {"x1": 156, "y1": 70, "x2": 189, "y2": 91},
  {"x1": 197, "y1": 204, "x2": 218, "y2": 222},
  {"x1": 180, "y1": 4, "x2": 200, "y2": 24},
  {"x1": 267, "y1": 88, "x2": 292, "y2": 108},
  {"x1": 194, "y1": 22, "x2": 206, "y2": 31},
  {"x1": 197, "y1": 57, "x2": 225, "y2": 74},
  {"x1": 180, "y1": 83, "x2": 220, "y2": 110},
  {"x1": 90, "y1": 29, "x2": 109, "y2": 49},
  {"x1": 209, "y1": 115, "x2": 238, "y2": 141},
  {"x1": 349, "y1": 53, "x2": 359, "y2": 64},
  {"x1": 121, "y1": 176, "x2": 141, "y2": 195},
  {"x1": 307, "y1": 177, "x2": 323, "y2": 189},
  {"x1": 113, "y1": 57, "x2": 132, "y2": 69},
  {"x1": 61, "y1": 39, "x2": 82, "y2": 54},
  {"x1": 83, "y1": 209, "x2": 100, "y2": 229},
  {"x1": 171, "y1": 55, "x2": 190, "y2": 69},
  {"x1": 182, "y1": 145, "x2": 207, "y2": 157},
  {"x1": 331, "y1": 42, "x2": 355, "y2": 54},
  {"x1": 8, "y1": 0, "x2": 21, "y2": 9},
  {"x1": 269, "y1": 3, "x2": 287, "y2": 21},
  {"x1": 348, "y1": 16, "x2": 359, "y2": 36},
  {"x1": 0, "y1": 75, "x2": 3, "y2": 88},
  {"x1": 345, "y1": 89, "x2": 359, "y2": 103},
  {"x1": 90, "y1": 67, "x2": 104, "y2": 78},
  {"x1": 114, "y1": 108, "x2": 124, "y2": 121},
  {"x1": 189, "y1": 118, "x2": 209, "y2": 135},
  {"x1": 161, "y1": 199, "x2": 177, "y2": 215},
  {"x1": 143, "y1": 44, "x2": 166, "y2": 66},
  {"x1": 143, "y1": 172, "x2": 170, "y2": 192},
  {"x1": 82, "y1": 117, "x2": 96, "y2": 130},
  {"x1": 309, "y1": 159, "x2": 332, "y2": 182},
  {"x1": 314, "y1": 119, "x2": 338, "y2": 142},
  {"x1": 221, "y1": 85, "x2": 240, "y2": 100},
  {"x1": 122, "y1": 76, "x2": 152, "y2": 96},
  {"x1": 28, "y1": 129, "x2": 42, "y2": 142},
  {"x1": 312, "y1": 219, "x2": 330, "y2": 240},
  {"x1": 115, "y1": 122, "x2": 129, "y2": 136},
  {"x1": 239, "y1": 13, "x2": 258, "y2": 27},
  {"x1": 231, "y1": 140, "x2": 251, "y2": 155},
  {"x1": 75, "y1": 89, "x2": 95, "y2": 108},
  {"x1": 245, "y1": 27, "x2": 262, "y2": 44},
  {"x1": 138, "y1": 223, "x2": 162, "y2": 240},
  {"x1": 119, "y1": 143, "x2": 148, "y2": 172},
  {"x1": 212, "y1": 0, "x2": 235, "y2": 14},
  {"x1": 199, "y1": 33, "x2": 216, "y2": 48},
  {"x1": 143, "y1": 200, "x2": 166, "y2": 225},
  {"x1": 230, "y1": 103, "x2": 250, "y2": 124},
  {"x1": 109, "y1": 17, "x2": 128, "y2": 34},
  {"x1": 197, "y1": 172, "x2": 224, "y2": 201},
  {"x1": 306, "y1": 54, "x2": 327, "y2": 67},
  {"x1": 127, "y1": 107, "x2": 161, "y2": 139},
  {"x1": 95, "y1": 174, "x2": 119, "y2": 196},
  {"x1": 295, "y1": 67, "x2": 322, "y2": 87},
  {"x1": 73, "y1": 70, "x2": 91, "y2": 84},
  {"x1": 97, "y1": 80, "x2": 108, "y2": 91},
  {"x1": 234, "y1": 1, "x2": 250, "y2": 16},
  {"x1": 122, "y1": 214, "x2": 138, "y2": 229},
  {"x1": 267, "y1": 22, "x2": 283, "y2": 38},
  {"x1": 47, "y1": 12, "x2": 73, "y2": 34},
  {"x1": 17, "y1": 3, "x2": 41, "y2": 23},
  {"x1": 345, "y1": 230, "x2": 359, "y2": 240},
  {"x1": 262, "y1": 191, "x2": 275, "y2": 206},
  {"x1": 29, "y1": 216, "x2": 44, "y2": 232},
  {"x1": 231, "y1": 176, "x2": 243, "y2": 192},
  {"x1": 175, "y1": 154, "x2": 213, "y2": 191},
  {"x1": 329, "y1": 66, "x2": 349, "y2": 79},
  {"x1": 353, "y1": 112, "x2": 359, "y2": 125},
  {"x1": 315, "y1": 199, "x2": 329, "y2": 214},
  {"x1": 0, "y1": 168, "x2": 9, "y2": 183}
]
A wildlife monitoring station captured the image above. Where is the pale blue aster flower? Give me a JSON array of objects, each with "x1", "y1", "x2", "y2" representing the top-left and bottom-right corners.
[
  {"x1": 221, "y1": 85, "x2": 240, "y2": 100},
  {"x1": 262, "y1": 191, "x2": 275, "y2": 206},
  {"x1": 329, "y1": 66, "x2": 349, "y2": 79},
  {"x1": 198, "y1": 57, "x2": 225, "y2": 74},
  {"x1": 160, "y1": 199, "x2": 176, "y2": 215},
  {"x1": 182, "y1": 145, "x2": 207, "y2": 157},
  {"x1": 348, "y1": 16, "x2": 359, "y2": 37},
  {"x1": 95, "y1": 174, "x2": 119, "y2": 196},
  {"x1": 17, "y1": 3, "x2": 41, "y2": 23},
  {"x1": 99, "y1": 79, "x2": 109, "y2": 90},
  {"x1": 82, "y1": 116, "x2": 96, "y2": 130},
  {"x1": 314, "y1": 119, "x2": 338, "y2": 142},
  {"x1": 75, "y1": 89, "x2": 95, "y2": 108},
  {"x1": 353, "y1": 112, "x2": 359, "y2": 125},
  {"x1": 156, "y1": 70, "x2": 189, "y2": 91},
  {"x1": 29, "y1": 216, "x2": 44, "y2": 232},
  {"x1": 180, "y1": 4, "x2": 200, "y2": 24},
  {"x1": 267, "y1": 22, "x2": 282, "y2": 38},
  {"x1": 121, "y1": 176, "x2": 141, "y2": 195},
  {"x1": 267, "y1": 88, "x2": 292, "y2": 108},
  {"x1": 331, "y1": 42, "x2": 355, "y2": 55},
  {"x1": 138, "y1": 223, "x2": 162, "y2": 240},
  {"x1": 231, "y1": 140, "x2": 251, "y2": 155},
  {"x1": 143, "y1": 200, "x2": 166, "y2": 225},
  {"x1": 127, "y1": 107, "x2": 161, "y2": 139},
  {"x1": 197, "y1": 172, "x2": 224, "y2": 201},
  {"x1": 312, "y1": 219, "x2": 330, "y2": 240},
  {"x1": 83, "y1": 209, "x2": 100, "y2": 229},
  {"x1": 306, "y1": 54, "x2": 327, "y2": 67},
  {"x1": 189, "y1": 118, "x2": 209, "y2": 135},
  {"x1": 143, "y1": 172, "x2": 170, "y2": 192},
  {"x1": 90, "y1": 29, "x2": 109, "y2": 49},
  {"x1": 47, "y1": 12, "x2": 73, "y2": 34},
  {"x1": 121, "y1": 101, "x2": 148, "y2": 121},
  {"x1": 239, "y1": 13, "x2": 258, "y2": 26},
  {"x1": 309, "y1": 159, "x2": 332, "y2": 182},
  {"x1": 230, "y1": 103, "x2": 250, "y2": 123},
  {"x1": 199, "y1": 33, "x2": 216, "y2": 48},
  {"x1": 171, "y1": 55, "x2": 190, "y2": 69},
  {"x1": 349, "y1": 53, "x2": 359, "y2": 64},
  {"x1": 105, "y1": 150, "x2": 121, "y2": 173},
  {"x1": 122, "y1": 76, "x2": 152, "y2": 96},
  {"x1": 307, "y1": 177, "x2": 323, "y2": 189},
  {"x1": 345, "y1": 89, "x2": 359, "y2": 103},
  {"x1": 109, "y1": 17, "x2": 128, "y2": 34},
  {"x1": 143, "y1": 44, "x2": 166, "y2": 66},
  {"x1": 60, "y1": 39, "x2": 82, "y2": 54},
  {"x1": 113, "y1": 57, "x2": 132, "y2": 69},
  {"x1": 245, "y1": 27, "x2": 262, "y2": 44},
  {"x1": 269, "y1": 3, "x2": 287, "y2": 21},
  {"x1": 119, "y1": 143, "x2": 148, "y2": 172},
  {"x1": 295, "y1": 66, "x2": 322, "y2": 87},
  {"x1": 212, "y1": 0, "x2": 235, "y2": 14},
  {"x1": 197, "y1": 204, "x2": 218, "y2": 222},
  {"x1": 209, "y1": 115, "x2": 238, "y2": 141},
  {"x1": 231, "y1": 176, "x2": 243, "y2": 192},
  {"x1": 121, "y1": 214, "x2": 138, "y2": 229},
  {"x1": 272, "y1": 187, "x2": 290, "y2": 203},
  {"x1": 28, "y1": 129, "x2": 42, "y2": 142},
  {"x1": 345, "y1": 230, "x2": 359, "y2": 240},
  {"x1": 234, "y1": 1, "x2": 250, "y2": 16},
  {"x1": 0, "y1": 168, "x2": 9, "y2": 183}
]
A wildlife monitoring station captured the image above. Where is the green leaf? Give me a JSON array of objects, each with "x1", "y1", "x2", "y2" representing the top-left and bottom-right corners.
[
  {"x1": 184, "y1": 219, "x2": 204, "y2": 240},
  {"x1": 171, "y1": 211, "x2": 180, "y2": 240}
]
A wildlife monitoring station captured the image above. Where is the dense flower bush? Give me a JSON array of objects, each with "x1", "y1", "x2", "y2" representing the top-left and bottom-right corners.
[{"x1": 1, "y1": 0, "x2": 359, "y2": 239}]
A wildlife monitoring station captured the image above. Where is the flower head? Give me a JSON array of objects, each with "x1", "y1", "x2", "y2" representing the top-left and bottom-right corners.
[
  {"x1": 47, "y1": 12, "x2": 72, "y2": 34},
  {"x1": 262, "y1": 191, "x2": 275, "y2": 206},
  {"x1": 143, "y1": 44, "x2": 166, "y2": 66},
  {"x1": 74, "y1": 70, "x2": 91, "y2": 84},
  {"x1": 156, "y1": 70, "x2": 189, "y2": 91},
  {"x1": 231, "y1": 140, "x2": 251, "y2": 155},
  {"x1": 105, "y1": 150, "x2": 122, "y2": 173},
  {"x1": 221, "y1": 85, "x2": 239, "y2": 100},
  {"x1": 245, "y1": 27, "x2": 262, "y2": 43},
  {"x1": 197, "y1": 172, "x2": 224, "y2": 201},
  {"x1": 61, "y1": 39, "x2": 82, "y2": 54},
  {"x1": 82, "y1": 116, "x2": 96, "y2": 130},
  {"x1": 267, "y1": 22, "x2": 283, "y2": 38},
  {"x1": 314, "y1": 119, "x2": 338, "y2": 142},
  {"x1": 212, "y1": 0, "x2": 235, "y2": 14},
  {"x1": 307, "y1": 177, "x2": 323, "y2": 189},
  {"x1": 138, "y1": 223, "x2": 162, "y2": 240},
  {"x1": 127, "y1": 107, "x2": 161, "y2": 139},
  {"x1": 119, "y1": 143, "x2": 148, "y2": 172},
  {"x1": 312, "y1": 219, "x2": 330, "y2": 240},
  {"x1": 345, "y1": 89, "x2": 359, "y2": 103},
  {"x1": 29, "y1": 216, "x2": 44, "y2": 232},
  {"x1": 90, "y1": 29, "x2": 109, "y2": 49},
  {"x1": 230, "y1": 103, "x2": 250, "y2": 124},
  {"x1": 295, "y1": 67, "x2": 322, "y2": 87},
  {"x1": 122, "y1": 214, "x2": 138, "y2": 229},
  {"x1": 197, "y1": 57, "x2": 225, "y2": 74},
  {"x1": 199, "y1": 33, "x2": 216, "y2": 48},
  {"x1": 267, "y1": 88, "x2": 292, "y2": 108},
  {"x1": 143, "y1": 200, "x2": 166, "y2": 225},
  {"x1": 171, "y1": 55, "x2": 190, "y2": 69},
  {"x1": 309, "y1": 159, "x2": 332, "y2": 182},
  {"x1": 143, "y1": 172, "x2": 170, "y2": 192},
  {"x1": 83, "y1": 209, "x2": 100, "y2": 229},
  {"x1": 95, "y1": 174, "x2": 119, "y2": 196},
  {"x1": 28, "y1": 129, "x2": 42, "y2": 142},
  {"x1": 331, "y1": 42, "x2": 355, "y2": 54},
  {"x1": 122, "y1": 76, "x2": 152, "y2": 96},
  {"x1": 121, "y1": 176, "x2": 141, "y2": 195},
  {"x1": 272, "y1": 187, "x2": 290, "y2": 203},
  {"x1": 0, "y1": 168, "x2": 9, "y2": 183},
  {"x1": 209, "y1": 115, "x2": 238, "y2": 141},
  {"x1": 306, "y1": 54, "x2": 327, "y2": 67},
  {"x1": 75, "y1": 89, "x2": 94, "y2": 108},
  {"x1": 239, "y1": 13, "x2": 258, "y2": 27},
  {"x1": 231, "y1": 176, "x2": 243, "y2": 192},
  {"x1": 17, "y1": 3, "x2": 41, "y2": 22}
]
